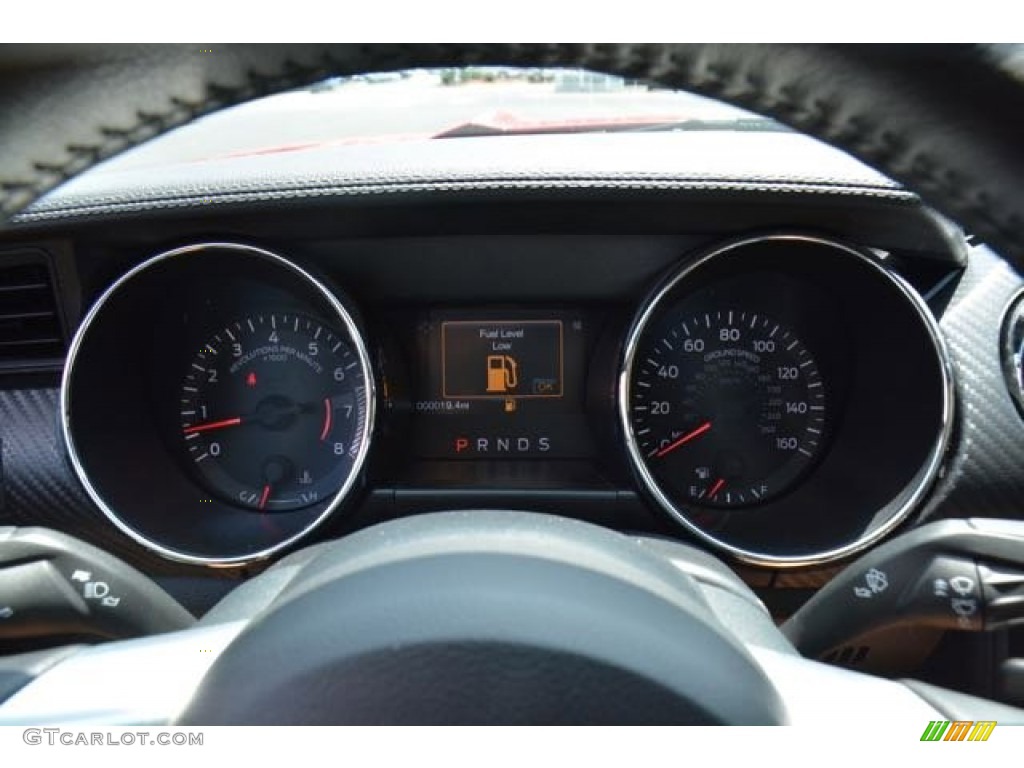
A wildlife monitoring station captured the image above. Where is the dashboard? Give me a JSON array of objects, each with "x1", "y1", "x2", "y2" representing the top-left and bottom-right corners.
[{"x1": 2, "y1": 129, "x2": 1023, "y2": 633}]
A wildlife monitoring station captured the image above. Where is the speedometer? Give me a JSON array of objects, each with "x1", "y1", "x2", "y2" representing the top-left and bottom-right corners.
[
  {"x1": 629, "y1": 310, "x2": 826, "y2": 508},
  {"x1": 619, "y1": 234, "x2": 952, "y2": 566}
]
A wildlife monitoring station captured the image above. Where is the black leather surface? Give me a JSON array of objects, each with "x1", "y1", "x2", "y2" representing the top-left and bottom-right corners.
[
  {"x1": 14, "y1": 131, "x2": 911, "y2": 225},
  {"x1": 2, "y1": 44, "x2": 1023, "y2": 264}
]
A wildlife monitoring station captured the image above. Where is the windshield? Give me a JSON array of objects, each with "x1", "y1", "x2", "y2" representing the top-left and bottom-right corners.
[{"x1": 97, "y1": 67, "x2": 782, "y2": 172}]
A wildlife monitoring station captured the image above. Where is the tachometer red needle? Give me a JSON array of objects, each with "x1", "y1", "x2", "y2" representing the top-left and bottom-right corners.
[
  {"x1": 654, "y1": 421, "x2": 712, "y2": 458},
  {"x1": 258, "y1": 484, "x2": 272, "y2": 511},
  {"x1": 318, "y1": 397, "x2": 332, "y2": 442},
  {"x1": 708, "y1": 478, "x2": 726, "y2": 499},
  {"x1": 183, "y1": 417, "x2": 242, "y2": 435}
]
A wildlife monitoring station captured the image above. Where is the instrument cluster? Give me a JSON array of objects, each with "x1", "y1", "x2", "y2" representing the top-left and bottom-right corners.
[{"x1": 61, "y1": 235, "x2": 953, "y2": 568}]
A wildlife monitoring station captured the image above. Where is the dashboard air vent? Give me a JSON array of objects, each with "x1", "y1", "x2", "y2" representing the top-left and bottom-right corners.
[{"x1": 0, "y1": 256, "x2": 65, "y2": 371}]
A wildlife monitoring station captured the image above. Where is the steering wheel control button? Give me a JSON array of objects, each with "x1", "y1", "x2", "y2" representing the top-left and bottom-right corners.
[{"x1": 0, "y1": 527, "x2": 193, "y2": 643}]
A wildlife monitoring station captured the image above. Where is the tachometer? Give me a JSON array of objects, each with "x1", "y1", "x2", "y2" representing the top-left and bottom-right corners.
[
  {"x1": 61, "y1": 241, "x2": 378, "y2": 565},
  {"x1": 629, "y1": 310, "x2": 826, "y2": 508},
  {"x1": 180, "y1": 313, "x2": 367, "y2": 512}
]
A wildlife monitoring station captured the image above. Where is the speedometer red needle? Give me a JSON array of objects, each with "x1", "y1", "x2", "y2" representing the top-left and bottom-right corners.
[
  {"x1": 655, "y1": 420, "x2": 712, "y2": 458},
  {"x1": 258, "y1": 484, "x2": 272, "y2": 510},
  {"x1": 183, "y1": 417, "x2": 242, "y2": 435}
]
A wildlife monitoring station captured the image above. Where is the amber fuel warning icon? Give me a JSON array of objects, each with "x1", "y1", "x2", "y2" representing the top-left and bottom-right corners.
[{"x1": 486, "y1": 354, "x2": 518, "y2": 393}]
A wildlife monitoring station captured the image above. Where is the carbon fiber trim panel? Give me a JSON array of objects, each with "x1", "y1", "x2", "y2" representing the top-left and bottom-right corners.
[
  {"x1": 0, "y1": 387, "x2": 207, "y2": 575},
  {"x1": 921, "y1": 245, "x2": 1024, "y2": 521}
]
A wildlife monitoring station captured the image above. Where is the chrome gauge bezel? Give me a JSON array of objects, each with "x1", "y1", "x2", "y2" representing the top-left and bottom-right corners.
[
  {"x1": 618, "y1": 233, "x2": 955, "y2": 568},
  {"x1": 999, "y1": 287, "x2": 1024, "y2": 420},
  {"x1": 61, "y1": 242, "x2": 376, "y2": 567}
]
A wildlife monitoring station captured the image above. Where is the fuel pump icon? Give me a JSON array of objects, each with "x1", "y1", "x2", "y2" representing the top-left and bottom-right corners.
[{"x1": 486, "y1": 355, "x2": 518, "y2": 393}]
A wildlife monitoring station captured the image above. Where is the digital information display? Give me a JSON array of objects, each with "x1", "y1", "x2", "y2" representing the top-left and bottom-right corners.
[
  {"x1": 442, "y1": 320, "x2": 563, "y2": 401},
  {"x1": 411, "y1": 311, "x2": 594, "y2": 459}
]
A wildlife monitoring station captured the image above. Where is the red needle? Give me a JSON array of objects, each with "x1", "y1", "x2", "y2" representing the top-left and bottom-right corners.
[
  {"x1": 654, "y1": 421, "x2": 712, "y2": 458},
  {"x1": 708, "y1": 478, "x2": 726, "y2": 499},
  {"x1": 258, "y1": 484, "x2": 272, "y2": 510},
  {"x1": 319, "y1": 397, "x2": 333, "y2": 442},
  {"x1": 183, "y1": 417, "x2": 242, "y2": 435}
]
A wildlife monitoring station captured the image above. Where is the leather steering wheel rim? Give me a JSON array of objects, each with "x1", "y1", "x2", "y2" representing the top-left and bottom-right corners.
[{"x1": 1, "y1": 43, "x2": 1023, "y2": 264}]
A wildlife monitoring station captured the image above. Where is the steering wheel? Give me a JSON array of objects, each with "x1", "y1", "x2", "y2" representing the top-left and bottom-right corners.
[{"x1": 1, "y1": 43, "x2": 1023, "y2": 725}]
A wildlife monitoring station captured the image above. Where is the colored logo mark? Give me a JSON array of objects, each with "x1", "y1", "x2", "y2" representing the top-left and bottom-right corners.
[{"x1": 920, "y1": 720, "x2": 996, "y2": 742}]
